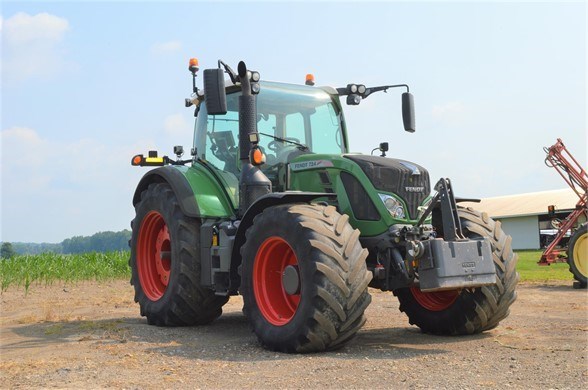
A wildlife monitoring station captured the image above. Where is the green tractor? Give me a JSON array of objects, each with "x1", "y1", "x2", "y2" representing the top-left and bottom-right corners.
[{"x1": 129, "y1": 59, "x2": 518, "y2": 353}]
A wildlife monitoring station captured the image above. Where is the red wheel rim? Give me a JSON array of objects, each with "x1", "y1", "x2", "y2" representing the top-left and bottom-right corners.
[
  {"x1": 253, "y1": 237, "x2": 300, "y2": 326},
  {"x1": 410, "y1": 287, "x2": 459, "y2": 311},
  {"x1": 137, "y1": 211, "x2": 171, "y2": 301}
]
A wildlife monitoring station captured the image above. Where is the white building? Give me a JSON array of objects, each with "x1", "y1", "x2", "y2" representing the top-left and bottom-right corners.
[{"x1": 461, "y1": 188, "x2": 580, "y2": 250}]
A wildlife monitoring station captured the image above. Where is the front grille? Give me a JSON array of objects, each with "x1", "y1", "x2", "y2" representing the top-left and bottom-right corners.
[
  {"x1": 340, "y1": 172, "x2": 380, "y2": 221},
  {"x1": 344, "y1": 155, "x2": 430, "y2": 219}
]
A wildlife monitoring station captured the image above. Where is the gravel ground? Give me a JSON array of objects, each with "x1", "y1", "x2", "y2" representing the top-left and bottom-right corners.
[{"x1": 1, "y1": 280, "x2": 586, "y2": 389}]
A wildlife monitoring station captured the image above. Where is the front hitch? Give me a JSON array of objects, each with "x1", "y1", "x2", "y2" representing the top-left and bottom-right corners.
[
  {"x1": 409, "y1": 178, "x2": 497, "y2": 292},
  {"x1": 414, "y1": 178, "x2": 464, "y2": 240}
]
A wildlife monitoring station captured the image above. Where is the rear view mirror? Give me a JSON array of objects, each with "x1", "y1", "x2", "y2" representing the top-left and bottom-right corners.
[
  {"x1": 203, "y1": 68, "x2": 227, "y2": 115},
  {"x1": 402, "y1": 92, "x2": 415, "y2": 133}
]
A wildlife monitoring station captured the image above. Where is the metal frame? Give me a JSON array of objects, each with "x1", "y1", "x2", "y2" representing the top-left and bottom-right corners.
[{"x1": 539, "y1": 138, "x2": 588, "y2": 265}]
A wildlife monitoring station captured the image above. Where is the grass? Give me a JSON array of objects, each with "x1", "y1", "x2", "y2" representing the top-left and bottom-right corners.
[
  {"x1": 0, "y1": 251, "x2": 130, "y2": 292},
  {"x1": 0, "y1": 249, "x2": 573, "y2": 292},
  {"x1": 515, "y1": 250, "x2": 573, "y2": 283}
]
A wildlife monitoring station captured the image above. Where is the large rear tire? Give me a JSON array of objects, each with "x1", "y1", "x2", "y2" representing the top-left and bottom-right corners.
[
  {"x1": 130, "y1": 183, "x2": 228, "y2": 326},
  {"x1": 240, "y1": 204, "x2": 372, "y2": 353},
  {"x1": 567, "y1": 223, "x2": 587, "y2": 287},
  {"x1": 394, "y1": 206, "x2": 519, "y2": 335}
]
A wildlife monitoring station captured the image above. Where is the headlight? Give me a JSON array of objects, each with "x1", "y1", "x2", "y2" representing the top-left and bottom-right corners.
[{"x1": 378, "y1": 194, "x2": 406, "y2": 219}]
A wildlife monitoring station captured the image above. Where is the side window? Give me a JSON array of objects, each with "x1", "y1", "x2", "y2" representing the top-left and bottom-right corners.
[
  {"x1": 310, "y1": 104, "x2": 342, "y2": 154},
  {"x1": 204, "y1": 110, "x2": 240, "y2": 174}
]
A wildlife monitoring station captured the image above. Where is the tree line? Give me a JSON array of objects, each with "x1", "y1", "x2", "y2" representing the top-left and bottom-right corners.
[{"x1": 1, "y1": 230, "x2": 131, "y2": 257}]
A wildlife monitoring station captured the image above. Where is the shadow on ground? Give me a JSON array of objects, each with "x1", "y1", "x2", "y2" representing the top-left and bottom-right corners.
[{"x1": 4, "y1": 309, "x2": 492, "y2": 362}]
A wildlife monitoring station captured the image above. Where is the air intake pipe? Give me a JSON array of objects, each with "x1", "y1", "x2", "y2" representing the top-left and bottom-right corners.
[{"x1": 237, "y1": 61, "x2": 272, "y2": 216}]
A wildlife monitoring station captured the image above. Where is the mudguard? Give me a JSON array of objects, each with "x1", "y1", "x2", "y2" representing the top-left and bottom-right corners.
[{"x1": 132, "y1": 165, "x2": 236, "y2": 218}]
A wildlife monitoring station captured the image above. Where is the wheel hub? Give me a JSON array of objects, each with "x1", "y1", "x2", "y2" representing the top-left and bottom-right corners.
[{"x1": 282, "y1": 265, "x2": 300, "y2": 295}]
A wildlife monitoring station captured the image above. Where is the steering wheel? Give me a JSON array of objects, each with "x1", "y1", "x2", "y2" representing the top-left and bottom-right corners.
[{"x1": 267, "y1": 137, "x2": 301, "y2": 152}]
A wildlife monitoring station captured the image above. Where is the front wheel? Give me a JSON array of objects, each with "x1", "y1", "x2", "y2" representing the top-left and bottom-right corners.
[
  {"x1": 240, "y1": 204, "x2": 372, "y2": 353},
  {"x1": 394, "y1": 206, "x2": 519, "y2": 335},
  {"x1": 567, "y1": 223, "x2": 587, "y2": 287}
]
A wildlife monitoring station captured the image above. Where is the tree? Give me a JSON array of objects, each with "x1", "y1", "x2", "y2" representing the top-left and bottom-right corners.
[
  {"x1": 61, "y1": 230, "x2": 131, "y2": 254},
  {"x1": 1, "y1": 242, "x2": 16, "y2": 259}
]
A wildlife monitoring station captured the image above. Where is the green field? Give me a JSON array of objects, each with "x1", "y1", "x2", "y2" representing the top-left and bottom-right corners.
[
  {"x1": 0, "y1": 250, "x2": 573, "y2": 292},
  {"x1": 0, "y1": 251, "x2": 129, "y2": 291}
]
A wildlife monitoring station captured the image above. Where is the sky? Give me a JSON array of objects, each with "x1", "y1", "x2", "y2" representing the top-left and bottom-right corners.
[{"x1": 1, "y1": 0, "x2": 586, "y2": 243}]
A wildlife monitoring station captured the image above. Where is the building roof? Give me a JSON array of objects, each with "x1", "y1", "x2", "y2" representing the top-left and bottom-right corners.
[{"x1": 460, "y1": 188, "x2": 581, "y2": 219}]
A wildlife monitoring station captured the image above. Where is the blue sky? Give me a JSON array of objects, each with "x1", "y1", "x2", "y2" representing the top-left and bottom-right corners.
[{"x1": 1, "y1": 1, "x2": 586, "y2": 243}]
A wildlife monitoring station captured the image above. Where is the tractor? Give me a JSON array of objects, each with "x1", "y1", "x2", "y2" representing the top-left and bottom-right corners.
[{"x1": 129, "y1": 59, "x2": 519, "y2": 353}]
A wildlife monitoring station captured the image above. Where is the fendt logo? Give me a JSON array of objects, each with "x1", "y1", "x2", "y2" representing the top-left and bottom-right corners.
[{"x1": 405, "y1": 186, "x2": 425, "y2": 193}]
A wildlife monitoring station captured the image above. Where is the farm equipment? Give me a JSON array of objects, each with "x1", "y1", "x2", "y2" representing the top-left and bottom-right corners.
[
  {"x1": 129, "y1": 59, "x2": 519, "y2": 353},
  {"x1": 538, "y1": 138, "x2": 587, "y2": 288}
]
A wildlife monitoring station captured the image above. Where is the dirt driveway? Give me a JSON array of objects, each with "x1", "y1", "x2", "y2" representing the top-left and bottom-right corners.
[{"x1": 1, "y1": 280, "x2": 586, "y2": 389}]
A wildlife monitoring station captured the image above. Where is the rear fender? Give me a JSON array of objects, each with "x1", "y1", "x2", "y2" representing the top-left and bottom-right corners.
[{"x1": 132, "y1": 165, "x2": 235, "y2": 218}]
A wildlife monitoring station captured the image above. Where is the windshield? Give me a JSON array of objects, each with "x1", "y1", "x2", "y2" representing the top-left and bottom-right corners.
[{"x1": 194, "y1": 82, "x2": 346, "y2": 181}]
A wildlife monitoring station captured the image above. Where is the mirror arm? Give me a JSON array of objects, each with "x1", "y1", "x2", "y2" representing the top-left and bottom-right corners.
[
  {"x1": 337, "y1": 84, "x2": 410, "y2": 99},
  {"x1": 218, "y1": 60, "x2": 238, "y2": 84},
  {"x1": 363, "y1": 84, "x2": 410, "y2": 98}
]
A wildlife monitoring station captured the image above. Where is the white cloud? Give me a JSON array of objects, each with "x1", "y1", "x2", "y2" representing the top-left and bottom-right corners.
[
  {"x1": 4, "y1": 12, "x2": 69, "y2": 45},
  {"x1": 1, "y1": 126, "x2": 45, "y2": 170},
  {"x1": 2, "y1": 126, "x2": 43, "y2": 144},
  {"x1": 150, "y1": 40, "x2": 182, "y2": 55},
  {"x1": 1, "y1": 126, "x2": 153, "y2": 188},
  {"x1": 2, "y1": 12, "x2": 71, "y2": 82},
  {"x1": 164, "y1": 113, "x2": 192, "y2": 138},
  {"x1": 431, "y1": 101, "x2": 467, "y2": 125}
]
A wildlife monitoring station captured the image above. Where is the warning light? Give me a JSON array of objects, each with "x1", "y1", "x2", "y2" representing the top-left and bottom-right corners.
[
  {"x1": 131, "y1": 152, "x2": 167, "y2": 167},
  {"x1": 250, "y1": 147, "x2": 266, "y2": 166},
  {"x1": 132, "y1": 155, "x2": 143, "y2": 166},
  {"x1": 189, "y1": 58, "x2": 199, "y2": 73},
  {"x1": 305, "y1": 74, "x2": 315, "y2": 86}
]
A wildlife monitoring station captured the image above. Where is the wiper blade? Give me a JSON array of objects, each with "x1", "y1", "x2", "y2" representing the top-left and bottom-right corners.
[{"x1": 258, "y1": 132, "x2": 309, "y2": 151}]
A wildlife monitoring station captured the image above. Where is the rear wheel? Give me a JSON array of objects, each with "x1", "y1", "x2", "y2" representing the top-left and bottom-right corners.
[
  {"x1": 240, "y1": 203, "x2": 372, "y2": 353},
  {"x1": 394, "y1": 206, "x2": 519, "y2": 335},
  {"x1": 130, "y1": 183, "x2": 228, "y2": 326},
  {"x1": 567, "y1": 224, "x2": 587, "y2": 287}
]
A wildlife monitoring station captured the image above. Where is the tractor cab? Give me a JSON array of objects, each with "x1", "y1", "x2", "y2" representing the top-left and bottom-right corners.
[{"x1": 193, "y1": 81, "x2": 347, "y2": 191}]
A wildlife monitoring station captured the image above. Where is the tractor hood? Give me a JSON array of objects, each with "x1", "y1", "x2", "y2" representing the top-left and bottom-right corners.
[{"x1": 343, "y1": 155, "x2": 431, "y2": 219}]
